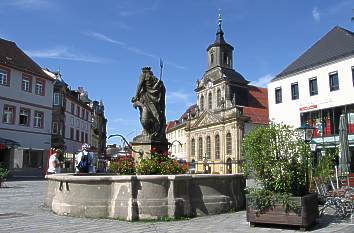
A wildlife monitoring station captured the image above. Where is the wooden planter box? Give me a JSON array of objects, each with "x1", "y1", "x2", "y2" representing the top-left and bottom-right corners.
[{"x1": 246, "y1": 193, "x2": 318, "y2": 231}]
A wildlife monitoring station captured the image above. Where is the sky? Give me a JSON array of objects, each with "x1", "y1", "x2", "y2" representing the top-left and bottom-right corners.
[{"x1": 0, "y1": 0, "x2": 353, "y2": 145}]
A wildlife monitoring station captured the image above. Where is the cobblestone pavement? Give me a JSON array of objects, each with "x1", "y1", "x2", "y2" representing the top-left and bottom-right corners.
[{"x1": 0, "y1": 179, "x2": 353, "y2": 233}]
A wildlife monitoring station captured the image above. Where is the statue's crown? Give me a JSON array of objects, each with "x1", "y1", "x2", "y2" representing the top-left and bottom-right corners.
[{"x1": 142, "y1": 67, "x2": 151, "y2": 72}]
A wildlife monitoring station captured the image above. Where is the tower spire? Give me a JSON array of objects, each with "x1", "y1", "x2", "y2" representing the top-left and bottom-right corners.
[{"x1": 218, "y1": 9, "x2": 222, "y2": 32}]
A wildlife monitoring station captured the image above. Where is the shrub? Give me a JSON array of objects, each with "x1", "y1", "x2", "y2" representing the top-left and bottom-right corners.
[
  {"x1": 242, "y1": 123, "x2": 312, "y2": 211},
  {"x1": 0, "y1": 167, "x2": 9, "y2": 187},
  {"x1": 136, "y1": 149, "x2": 188, "y2": 175},
  {"x1": 137, "y1": 158, "x2": 159, "y2": 175},
  {"x1": 109, "y1": 156, "x2": 136, "y2": 175}
]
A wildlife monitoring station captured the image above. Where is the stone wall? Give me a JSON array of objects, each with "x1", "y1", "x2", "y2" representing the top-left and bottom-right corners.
[{"x1": 45, "y1": 174, "x2": 245, "y2": 221}]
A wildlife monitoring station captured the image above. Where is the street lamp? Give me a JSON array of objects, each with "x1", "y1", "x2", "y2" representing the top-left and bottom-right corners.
[
  {"x1": 298, "y1": 123, "x2": 315, "y2": 143},
  {"x1": 298, "y1": 124, "x2": 316, "y2": 190}
]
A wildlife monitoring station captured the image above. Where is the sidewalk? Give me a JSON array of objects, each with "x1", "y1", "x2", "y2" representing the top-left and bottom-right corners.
[{"x1": 0, "y1": 179, "x2": 353, "y2": 233}]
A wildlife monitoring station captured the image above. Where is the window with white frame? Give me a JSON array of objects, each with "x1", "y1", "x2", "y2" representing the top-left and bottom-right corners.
[
  {"x1": 198, "y1": 137, "x2": 203, "y2": 160},
  {"x1": 0, "y1": 69, "x2": 9, "y2": 86},
  {"x1": 200, "y1": 95, "x2": 205, "y2": 111},
  {"x1": 34, "y1": 111, "x2": 44, "y2": 128},
  {"x1": 21, "y1": 76, "x2": 31, "y2": 92},
  {"x1": 206, "y1": 136, "x2": 211, "y2": 159},
  {"x1": 53, "y1": 93, "x2": 60, "y2": 105},
  {"x1": 70, "y1": 116, "x2": 74, "y2": 126},
  {"x1": 35, "y1": 79, "x2": 44, "y2": 95},
  {"x1": 52, "y1": 122, "x2": 59, "y2": 134},
  {"x1": 191, "y1": 138, "x2": 195, "y2": 157},
  {"x1": 217, "y1": 89, "x2": 221, "y2": 106},
  {"x1": 215, "y1": 134, "x2": 220, "y2": 160},
  {"x1": 226, "y1": 132, "x2": 232, "y2": 155},
  {"x1": 3, "y1": 105, "x2": 15, "y2": 124},
  {"x1": 19, "y1": 108, "x2": 30, "y2": 126},
  {"x1": 208, "y1": 93, "x2": 212, "y2": 110}
]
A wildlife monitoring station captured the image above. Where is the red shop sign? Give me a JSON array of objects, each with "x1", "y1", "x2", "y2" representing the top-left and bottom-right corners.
[{"x1": 299, "y1": 104, "x2": 317, "y2": 112}]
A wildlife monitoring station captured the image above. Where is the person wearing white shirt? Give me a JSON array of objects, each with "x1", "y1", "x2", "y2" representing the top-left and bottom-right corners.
[{"x1": 47, "y1": 149, "x2": 60, "y2": 174}]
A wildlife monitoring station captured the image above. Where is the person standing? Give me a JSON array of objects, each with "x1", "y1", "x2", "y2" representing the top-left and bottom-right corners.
[
  {"x1": 47, "y1": 148, "x2": 61, "y2": 175},
  {"x1": 75, "y1": 143, "x2": 90, "y2": 173}
]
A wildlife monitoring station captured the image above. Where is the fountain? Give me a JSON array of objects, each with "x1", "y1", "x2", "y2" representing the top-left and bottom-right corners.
[{"x1": 44, "y1": 67, "x2": 246, "y2": 221}]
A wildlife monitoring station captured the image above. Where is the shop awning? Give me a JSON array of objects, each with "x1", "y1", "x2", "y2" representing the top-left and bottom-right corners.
[{"x1": 0, "y1": 137, "x2": 21, "y2": 149}]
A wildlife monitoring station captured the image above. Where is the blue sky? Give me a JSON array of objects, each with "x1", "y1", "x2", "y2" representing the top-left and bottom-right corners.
[{"x1": 0, "y1": 0, "x2": 353, "y2": 144}]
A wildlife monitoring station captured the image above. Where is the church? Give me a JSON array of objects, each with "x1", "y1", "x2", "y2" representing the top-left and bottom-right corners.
[{"x1": 166, "y1": 15, "x2": 268, "y2": 174}]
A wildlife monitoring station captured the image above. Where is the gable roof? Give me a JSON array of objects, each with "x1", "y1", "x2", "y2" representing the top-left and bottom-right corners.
[
  {"x1": 0, "y1": 38, "x2": 52, "y2": 80},
  {"x1": 273, "y1": 26, "x2": 354, "y2": 81}
]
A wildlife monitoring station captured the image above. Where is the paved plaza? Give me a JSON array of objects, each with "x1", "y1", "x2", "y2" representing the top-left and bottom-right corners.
[{"x1": 0, "y1": 179, "x2": 353, "y2": 233}]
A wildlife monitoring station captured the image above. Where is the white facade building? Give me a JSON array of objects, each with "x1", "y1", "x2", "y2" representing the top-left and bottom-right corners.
[
  {"x1": 268, "y1": 26, "x2": 354, "y2": 171},
  {"x1": 0, "y1": 38, "x2": 54, "y2": 176}
]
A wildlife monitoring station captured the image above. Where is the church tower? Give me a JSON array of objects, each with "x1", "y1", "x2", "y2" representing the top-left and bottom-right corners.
[
  {"x1": 207, "y1": 13, "x2": 234, "y2": 70},
  {"x1": 196, "y1": 14, "x2": 249, "y2": 113}
]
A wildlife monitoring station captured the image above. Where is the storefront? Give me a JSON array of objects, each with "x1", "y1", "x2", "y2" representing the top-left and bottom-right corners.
[{"x1": 300, "y1": 104, "x2": 354, "y2": 172}]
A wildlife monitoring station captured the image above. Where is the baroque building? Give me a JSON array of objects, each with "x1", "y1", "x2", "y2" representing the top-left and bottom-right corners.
[{"x1": 166, "y1": 15, "x2": 268, "y2": 174}]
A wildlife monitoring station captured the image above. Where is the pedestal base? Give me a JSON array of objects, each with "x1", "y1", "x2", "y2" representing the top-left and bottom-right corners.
[{"x1": 131, "y1": 134, "x2": 168, "y2": 159}]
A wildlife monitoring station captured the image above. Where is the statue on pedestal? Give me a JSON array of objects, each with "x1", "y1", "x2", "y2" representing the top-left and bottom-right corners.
[{"x1": 132, "y1": 67, "x2": 167, "y2": 143}]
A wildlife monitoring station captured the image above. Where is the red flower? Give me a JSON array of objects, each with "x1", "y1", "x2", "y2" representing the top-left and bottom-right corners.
[{"x1": 150, "y1": 147, "x2": 156, "y2": 153}]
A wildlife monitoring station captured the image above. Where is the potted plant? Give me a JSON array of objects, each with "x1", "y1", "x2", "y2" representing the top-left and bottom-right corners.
[{"x1": 242, "y1": 123, "x2": 318, "y2": 231}]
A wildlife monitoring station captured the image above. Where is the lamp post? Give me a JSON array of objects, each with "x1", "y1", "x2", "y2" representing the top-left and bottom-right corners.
[{"x1": 298, "y1": 124, "x2": 316, "y2": 189}]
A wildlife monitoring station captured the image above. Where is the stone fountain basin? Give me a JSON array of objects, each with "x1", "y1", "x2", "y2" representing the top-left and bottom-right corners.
[{"x1": 45, "y1": 174, "x2": 245, "y2": 221}]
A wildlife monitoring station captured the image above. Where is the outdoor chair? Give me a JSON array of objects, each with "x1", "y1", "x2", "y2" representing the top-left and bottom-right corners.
[{"x1": 314, "y1": 177, "x2": 353, "y2": 219}]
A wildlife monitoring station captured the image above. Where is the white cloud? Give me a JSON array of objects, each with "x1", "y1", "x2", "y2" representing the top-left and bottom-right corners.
[
  {"x1": 85, "y1": 31, "x2": 185, "y2": 69},
  {"x1": 2, "y1": 0, "x2": 52, "y2": 9},
  {"x1": 312, "y1": 7, "x2": 320, "y2": 22},
  {"x1": 84, "y1": 31, "x2": 126, "y2": 46},
  {"x1": 251, "y1": 74, "x2": 274, "y2": 87},
  {"x1": 119, "y1": 0, "x2": 160, "y2": 17},
  {"x1": 166, "y1": 91, "x2": 191, "y2": 105},
  {"x1": 25, "y1": 47, "x2": 105, "y2": 63}
]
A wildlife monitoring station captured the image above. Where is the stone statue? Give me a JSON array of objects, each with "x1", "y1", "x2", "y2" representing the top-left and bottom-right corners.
[{"x1": 132, "y1": 67, "x2": 167, "y2": 142}]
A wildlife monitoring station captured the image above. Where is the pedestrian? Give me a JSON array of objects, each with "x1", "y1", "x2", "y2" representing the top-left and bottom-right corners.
[
  {"x1": 75, "y1": 143, "x2": 90, "y2": 173},
  {"x1": 47, "y1": 148, "x2": 61, "y2": 175}
]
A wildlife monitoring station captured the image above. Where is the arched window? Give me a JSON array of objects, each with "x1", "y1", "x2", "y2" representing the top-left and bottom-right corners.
[
  {"x1": 226, "y1": 132, "x2": 232, "y2": 155},
  {"x1": 223, "y1": 53, "x2": 228, "y2": 65},
  {"x1": 200, "y1": 95, "x2": 204, "y2": 111},
  {"x1": 215, "y1": 134, "x2": 220, "y2": 160},
  {"x1": 217, "y1": 89, "x2": 221, "y2": 107},
  {"x1": 198, "y1": 137, "x2": 203, "y2": 160},
  {"x1": 206, "y1": 136, "x2": 211, "y2": 159},
  {"x1": 210, "y1": 53, "x2": 214, "y2": 64},
  {"x1": 191, "y1": 138, "x2": 195, "y2": 157},
  {"x1": 208, "y1": 92, "x2": 212, "y2": 110}
]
